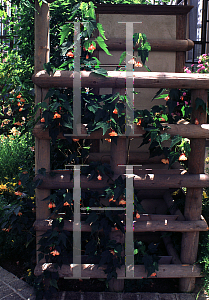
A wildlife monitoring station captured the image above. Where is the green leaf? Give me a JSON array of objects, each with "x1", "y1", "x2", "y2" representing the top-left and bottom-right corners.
[
  {"x1": 195, "y1": 97, "x2": 206, "y2": 111},
  {"x1": 83, "y1": 20, "x2": 96, "y2": 38},
  {"x1": 60, "y1": 24, "x2": 70, "y2": 45},
  {"x1": 151, "y1": 88, "x2": 166, "y2": 101},
  {"x1": 85, "y1": 212, "x2": 98, "y2": 224},
  {"x1": 102, "y1": 122, "x2": 110, "y2": 135},
  {"x1": 44, "y1": 89, "x2": 55, "y2": 100},
  {"x1": 134, "y1": 249, "x2": 138, "y2": 255},
  {"x1": 96, "y1": 36, "x2": 112, "y2": 56},
  {"x1": 91, "y1": 68, "x2": 108, "y2": 77},
  {"x1": 160, "y1": 133, "x2": 170, "y2": 143},
  {"x1": 170, "y1": 135, "x2": 182, "y2": 149},
  {"x1": 119, "y1": 51, "x2": 126, "y2": 65},
  {"x1": 50, "y1": 279, "x2": 59, "y2": 290},
  {"x1": 97, "y1": 23, "x2": 107, "y2": 40}
]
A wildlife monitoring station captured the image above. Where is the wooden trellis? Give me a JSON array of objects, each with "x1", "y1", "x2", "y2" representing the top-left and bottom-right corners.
[{"x1": 33, "y1": 1, "x2": 209, "y2": 293}]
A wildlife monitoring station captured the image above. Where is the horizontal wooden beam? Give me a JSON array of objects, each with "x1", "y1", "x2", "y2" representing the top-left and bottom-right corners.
[
  {"x1": 95, "y1": 4, "x2": 193, "y2": 15},
  {"x1": 88, "y1": 152, "x2": 164, "y2": 164},
  {"x1": 32, "y1": 71, "x2": 209, "y2": 89},
  {"x1": 101, "y1": 38, "x2": 194, "y2": 52},
  {"x1": 33, "y1": 123, "x2": 209, "y2": 140},
  {"x1": 34, "y1": 263, "x2": 202, "y2": 278},
  {"x1": 34, "y1": 217, "x2": 208, "y2": 233},
  {"x1": 35, "y1": 173, "x2": 209, "y2": 190}
]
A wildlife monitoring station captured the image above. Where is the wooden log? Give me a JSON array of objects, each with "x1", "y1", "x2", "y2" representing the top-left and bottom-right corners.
[
  {"x1": 32, "y1": 71, "x2": 209, "y2": 89},
  {"x1": 34, "y1": 0, "x2": 50, "y2": 264},
  {"x1": 35, "y1": 173, "x2": 209, "y2": 190},
  {"x1": 33, "y1": 123, "x2": 209, "y2": 140},
  {"x1": 34, "y1": 218, "x2": 208, "y2": 233},
  {"x1": 180, "y1": 89, "x2": 208, "y2": 292},
  {"x1": 95, "y1": 4, "x2": 193, "y2": 15},
  {"x1": 34, "y1": 263, "x2": 202, "y2": 278},
  {"x1": 162, "y1": 235, "x2": 182, "y2": 265},
  {"x1": 98, "y1": 38, "x2": 194, "y2": 52}
]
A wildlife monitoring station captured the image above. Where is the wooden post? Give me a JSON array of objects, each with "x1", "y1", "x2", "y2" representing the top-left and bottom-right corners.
[
  {"x1": 180, "y1": 89, "x2": 208, "y2": 292},
  {"x1": 34, "y1": 0, "x2": 50, "y2": 263}
]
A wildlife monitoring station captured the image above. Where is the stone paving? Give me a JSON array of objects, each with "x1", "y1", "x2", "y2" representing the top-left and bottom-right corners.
[{"x1": 0, "y1": 266, "x2": 209, "y2": 300}]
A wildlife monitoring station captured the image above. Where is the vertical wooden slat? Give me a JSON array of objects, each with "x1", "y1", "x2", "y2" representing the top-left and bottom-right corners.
[
  {"x1": 34, "y1": 0, "x2": 50, "y2": 263},
  {"x1": 176, "y1": 14, "x2": 187, "y2": 72},
  {"x1": 180, "y1": 89, "x2": 208, "y2": 292}
]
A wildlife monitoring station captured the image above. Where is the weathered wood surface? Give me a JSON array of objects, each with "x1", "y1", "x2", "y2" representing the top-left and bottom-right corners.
[
  {"x1": 98, "y1": 38, "x2": 194, "y2": 52},
  {"x1": 32, "y1": 71, "x2": 209, "y2": 89},
  {"x1": 162, "y1": 235, "x2": 182, "y2": 265},
  {"x1": 95, "y1": 4, "x2": 193, "y2": 15},
  {"x1": 163, "y1": 191, "x2": 185, "y2": 221},
  {"x1": 180, "y1": 89, "x2": 208, "y2": 292},
  {"x1": 34, "y1": 0, "x2": 50, "y2": 264},
  {"x1": 89, "y1": 152, "x2": 164, "y2": 164},
  {"x1": 35, "y1": 173, "x2": 209, "y2": 190},
  {"x1": 34, "y1": 263, "x2": 202, "y2": 278},
  {"x1": 33, "y1": 123, "x2": 209, "y2": 140},
  {"x1": 176, "y1": 14, "x2": 187, "y2": 72},
  {"x1": 34, "y1": 218, "x2": 208, "y2": 233}
]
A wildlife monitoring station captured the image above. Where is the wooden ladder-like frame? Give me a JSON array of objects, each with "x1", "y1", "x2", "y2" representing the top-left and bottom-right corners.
[{"x1": 33, "y1": 1, "x2": 209, "y2": 292}]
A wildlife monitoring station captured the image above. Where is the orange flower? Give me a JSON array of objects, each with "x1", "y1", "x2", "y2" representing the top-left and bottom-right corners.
[
  {"x1": 86, "y1": 54, "x2": 89, "y2": 59},
  {"x1": 17, "y1": 102, "x2": 22, "y2": 106},
  {"x1": 53, "y1": 112, "x2": 61, "y2": 119},
  {"x1": 159, "y1": 117, "x2": 166, "y2": 122},
  {"x1": 194, "y1": 118, "x2": 199, "y2": 125},
  {"x1": 164, "y1": 96, "x2": 170, "y2": 101},
  {"x1": 150, "y1": 272, "x2": 157, "y2": 277},
  {"x1": 19, "y1": 107, "x2": 23, "y2": 112},
  {"x1": 105, "y1": 138, "x2": 111, "y2": 143},
  {"x1": 16, "y1": 94, "x2": 22, "y2": 99},
  {"x1": 113, "y1": 108, "x2": 118, "y2": 114},
  {"x1": 180, "y1": 96, "x2": 184, "y2": 101},
  {"x1": 109, "y1": 130, "x2": 118, "y2": 137},
  {"x1": 20, "y1": 98, "x2": 25, "y2": 103},
  {"x1": 22, "y1": 171, "x2": 28, "y2": 174},
  {"x1": 18, "y1": 180, "x2": 21, "y2": 186},
  {"x1": 73, "y1": 139, "x2": 79, "y2": 142},
  {"x1": 137, "y1": 119, "x2": 142, "y2": 126},
  {"x1": 128, "y1": 58, "x2": 136, "y2": 64},
  {"x1": 40, "y1": 117, "x2": 45, "y2": 123},
  {"x1": 64, "y1": 201, "x2": 70, "y2": 206},
  {"x1": 2, "y1": 225, "x2": 12, "y2": 232},
  {"x1": 15, "y1": 191, "x2": 23, "y2": 196},
  {"x1": 179, "y1": 153, "x2": 187, "y2": 161},
  {"x1": 17, "y1": 212, "x2": 22, "y2": 216},
  {"x1": 119, "y1": 199, "x2": 126, "y2": 205},
  {"x1": 97, "y1": 174, "x2": 102, "y2": 181},
  {"x1": 161, "y1": 158, "x2": 169, "y2": 165},
  {"x1": 88, "y1": 44, "x2": 96, "y2": 51},
  {"x1": 66, "y1": 51, "x2": 74, "y2": 57},
  {"x1": 14, "y1": 122, "x2": 22, "y2": 126},
  {"x1": 136, "y1": 213, "x2": 140, "y2": 219},
  {"x1": 48, "y1": 202, "x2": 56, "y2": 209},
  {"x1": 109, "y1": 197, "x2": 116, "y2": 202},
  {"x1": 50, "y1": 250, "x2": 60, "y2": 256},
  {"x1": 135, "y1": 61, "x2": 143, "y2": 67}
]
